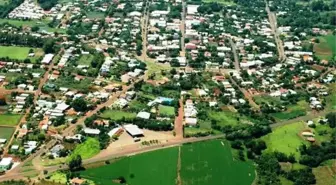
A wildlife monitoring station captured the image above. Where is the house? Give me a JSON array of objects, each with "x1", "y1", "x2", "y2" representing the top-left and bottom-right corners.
[
  {"x1": 70, "y1": 178, "x2": 86, "y2": 185},
  {"x1": 185, "y1": 117, "x2": 197, "y2": 126},
  {"x1": 108, "y1": 127, "x2": 123, "y2": 137},
  {"x1": 50, "y1": 144, "x2": 65, "y2": 158},
  {"x1": 0, "y1": 158, "x2": 13, "y2": 171},
  {"x1": 136, "y1": 111, "x2": 151, "y2": 119},
  {"x1": 124, "y1": 124, "x2": 144, "y2": 137},
  {"x1": 83, "y1": 128, "x2": 101, "y2": 135},
  {"x1": 24, "y1": 141, "x2": 38, "y2": 154}
]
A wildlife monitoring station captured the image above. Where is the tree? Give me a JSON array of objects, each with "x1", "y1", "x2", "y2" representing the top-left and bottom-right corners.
[
  {"x1": 43, "y1": 40, "x2": 55, "y2": 54},
  {"x1": 68, "y1": 155, "x2": 82, "y2": 171},
  {"x1": 326, "y1": 112, "x2": 336, "y2": 128},
  {"x1": 71, "y1": 97, "x2": 88, "y2": 112}
]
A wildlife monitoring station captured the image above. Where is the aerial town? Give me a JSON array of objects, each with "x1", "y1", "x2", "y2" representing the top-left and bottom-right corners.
[{"x1": 0, "y1": 0, "x2": 335, "y2": 184}]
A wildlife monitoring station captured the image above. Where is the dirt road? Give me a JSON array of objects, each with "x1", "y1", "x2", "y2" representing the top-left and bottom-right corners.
[
  {"x1": 174, "y1": 99, "x2": 184, "y2": 139},
  {"x1": 229, "y1": 38, "x2": 240, "y2": 72}
]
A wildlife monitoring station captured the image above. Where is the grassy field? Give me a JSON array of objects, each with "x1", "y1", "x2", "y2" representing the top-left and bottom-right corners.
[
  {"x1": 81, "y1": 147, "x2": 178, "y2": 185},
  {"x1": 202, "y1": 0, "x2": 235, "y2": 5},
  {"x1": 0, "y1": 126, "x2": 15, "y2": 140},
  {"x1": 0, "y1": 113, "x2": 22, "y2": 126},
  {"x1": 181, "y1": 140, "x2": 255, "y2": 185},
  {"x1": 0, "y1": 46, "x2": 43, "y2": 61},
  {"x1": 77, "y1": 54, "x2": 94, "y2": 65},
  {"x1": 208, "y1": 110, "x2": 239, "y2": 126},
  {"x1": 0, "y1": 19, "x2": 66, "y2": 33},
  {"x1": 314, "y1": 34, "x2": 336, "y2": 60},
  {"x1": 263, "y1": 122, "x2": 307, "y2": 159},
  {"x1": 326, "y1": 83, "x2": 336, "y2": 110},
  {"x1": 271, "y1": 100, "x2": 308, "y2": 121},
  {"x1": 100, "y1": 109, "x2": 136, "y2": 121},
  {"x1": 143, "y1": 60, "x2": 171, "y2": 80},
  {"x1": 68, "y1": 138, "x2": 100, "y2": 161},
  {"x1": 253, "y1": 95, "x2": 282, "y2": 106},
  {"x1": 86, "y1": 11, "x2": 105, "y2": 19},
  {"x1": 53, "y1": 76, "x2": 93, "y2": 91},
  {"x1": 48, "y1": 172, "x2": 67, "y2": 184},
  {"x1": 158, "y1": 105, "x2": 175, "y2": 117}
]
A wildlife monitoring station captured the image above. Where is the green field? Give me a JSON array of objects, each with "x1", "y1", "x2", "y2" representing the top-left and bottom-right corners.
[
  {"x1": 0, "y1": 126, "x2": 15, "y2": 140},
  {"x1": 202, "y1": 0, "x2": 235, "y2": 5},
  {"x1": 208, "y1": 110, "x2": 239, "y2": 126},
  {"x1": 314, "y1": 34, "x2": 336, "y2": 60},
  {"x1": 0, "y1": 19, "x2": 66, "y2": 33},
  {"x1": 100, "y1": 109, "x2": 136, "y2": 121},
  {"x1": 313, "y1": 160, "x2": 336, "y2": 185},
  {"x1": 326, "y1": 83, "x2": 336, "y2": 110},
  {"x1": 254, "y1": 95, "x2": 282, "y2": 106},
  {"x1": 263, "y1": 122, "x2": 307, "y2": 159},
  {"x1": 271, "y1": 101, "x2": 308, "y2": 121},
  {"x1": 0, "y1": 46, "x2": 43, "y2": 61},
  {"x1": 181, "y1": 140, "x2": 255, "y2": 185},
  {"x1": 0, "y1": 113, "x2": 22, "y2": 126},
  {"x1": 68, "y1": 138, "x2": 100, "y2": 161},
  {"x1": 81, "y1": 147, "x2": 179, "y2": 185},
  {"x1": 77, "y1": 54, "x2": 94, "y2": 65},
  {"x1": 86, "y1": 12, "x2": 105, "y2": 19},
  {"x1": 158, "y1": 105, "x2": 175, "y2": 117},
  {"x1": 80, "y1": 140, "x2": 255, "y2": 185}
]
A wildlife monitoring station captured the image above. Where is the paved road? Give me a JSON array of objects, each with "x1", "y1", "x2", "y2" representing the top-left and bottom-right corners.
[{"x1": 180, "y1": 0, "x2": 186, "y2": 57}]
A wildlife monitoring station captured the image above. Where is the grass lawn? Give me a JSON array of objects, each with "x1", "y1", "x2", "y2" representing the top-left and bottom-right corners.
[
  {"x1": 0, "y1": 126, "x2": 15, "y2": 140},
  {"x1": 158, "y1": 105, "x2": 175, "y2": 117},
  {"x1": 181, "y1": 140, "x2": 255, "y2": 185},
  {"x1": 86, "y1": 11, "x2": 105, "y2": 19},
  {"x1": 77, "y1": 54, "x2": 94, "y2": 65},
  {"x1": 81, "y1": 147, "x2": 178, "y2": 185},
  {"x1": 253, "y1": 95, "x2": 282, "y2": 106},
  {"x1": 48, "y1": 172, "x2": 67, "y2": 184},
  {"x1": 271, "y1": 100, "x2": 308, "y2": 121},
  {"x1": 0, "y1": 46, "x2": 43, "y2": 61},
  {"x1": 262, "y1": 122, "x2": 307, "y2": 159},
  {"x1": 68, "y1": 138, "x2": 100, "y2": 161},
  {"x1": 100, "y1": 109, "x2": 136, "y2": 121},
  {"x1": 202, "y1": 0, "x2": 235, "y2": 5},
  {"x1": 53, "y1": 76, "x2": 93, "y2": 91},
  {"x1": 143, "y1": 60, "x2": 171, "y2": 80},
  {"x1": 0, "y1": 113, "x2": 22, "y2": 126},
  {"x1": 208, "y1": 110, "x2": 239, "y2": 126}
]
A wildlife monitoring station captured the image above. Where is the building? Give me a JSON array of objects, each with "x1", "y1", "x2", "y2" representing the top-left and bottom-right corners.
[
  {"x1": 124, "y1": 124, "x2": 144, "y2": 137},
  {"x1": 70, "y1": 178, "x2": 86, "y2": 185},
  {"x1": 0, "y1": 158, "x2": 13, "y2": 171}
]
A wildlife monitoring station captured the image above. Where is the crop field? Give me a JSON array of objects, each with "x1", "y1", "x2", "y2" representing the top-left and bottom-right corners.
[
  {"x1": 262, "y1": 122, "x2": 307, "y2": 159},
  {"x1": 81, "y1": 147, "x2": 178, "y2": 185},
  {"x1": 0, "y1": 46, "x2": 43, "y2": 61},
  {"x1": 208, "y1": 110, "x2": 239, "y2": 126},
  {"x1": 68, "y1": 138, "x2": 100, "y2": 161},
  {"x1": 158, "y1": 105, "x2": 175, "y2": 117},
  {"x1": 80, "y1": 140, "x2": 255, "y2": 185},
  {"x1": 271, "y1": 100, "x2": 308, "y2": 121},
  {"x1": 100, "y1": 109, "x2": 136, "y2": 121},
  {"x1": 0, "y1": 113, "x2": 22, "y2": 126},
  {"x1": 180, "y1": 140, "x2": 255, "y2": 185},
  {"x1": 0, "y1": 126, "x2": 15, "y2": 140}
]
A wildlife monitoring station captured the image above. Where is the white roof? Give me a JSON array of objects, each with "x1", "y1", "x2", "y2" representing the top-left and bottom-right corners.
[
  {"x1": 137, "y1": 111, "x2": 150, "y2": 119},
  {"x1": 108, "y1": 127, "x2": 122, "y2": 137},
  {"x1": 185, "y1": 117, "x2": 197, "y2": 125},
  {"x1": 41, "y1": 54, "x2": 54, "y2": 64},
  {"x1": 83, "y1": 128, "x2": 101, "y2": 135},
  {"x1": 0, "y1": 157, "x2": 13, "y2": 166},
  {"x1": 124, "y1": 124, "x2": 143, "y2": 136}
]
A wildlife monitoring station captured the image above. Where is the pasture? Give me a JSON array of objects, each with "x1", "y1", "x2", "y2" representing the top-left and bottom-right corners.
[
  {"x1": 180, "y1": 140, "x2": 255, "y2": 185},
  {"x1": 0, "y1": 126, "x2": 15, "y2": 140},
  {"x1": 262, "y1": 122, "x2": 307, "y2": 159},
  {"x1": 0, "y1": 46, "x2": 43, "y2": 61},
  {"x1": 100, "y1": 109, "x2": 136, "y2": 121},
  {"x1": 0, "y1": 113, "x2": 22, "y2": 126},
  {"x1": 81, "y1": 147, "x2": 178, "y2": 185},
  {"x1": 207, "y1": 110, "x2": 239, "y2": 126},
  {"x1": 0, "y1": 19, "x2": 66, "y2": 33}
]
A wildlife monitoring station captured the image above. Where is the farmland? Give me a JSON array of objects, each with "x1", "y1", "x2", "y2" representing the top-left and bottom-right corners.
[
  {"x1": 80, "y1": 140, "x2": 255, "y2": 185},
  {"x1": 313, "y1": 160, "x2": 336, "y2": 185},
  {"x1": 271, "y1": 100, "x2": 308, "y2": 121},
  {"x1": 68, "y1": 138, "x2": 100, "y2": 161},
  {"x1": 314, "y1": 34, "x2": 336, "y2": 60},
  {"x1": 0, "y1": 113, "x2": 22, "y2": 126},
  {"x1": 100, "y1": 109, "x2": 136, "y2": 121},
  {"x1": 0, "y1": 46, "x2": 43, "y2": 61},
  {"x1": 0, "y1": 126, "x2": 15, "y2": 140},
  {"x1": 81, "y1": 147, "x2": 178, "y2": 185},
  {"x1": 180, "y1": 140, "x2": 255, "y2": 185}
]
